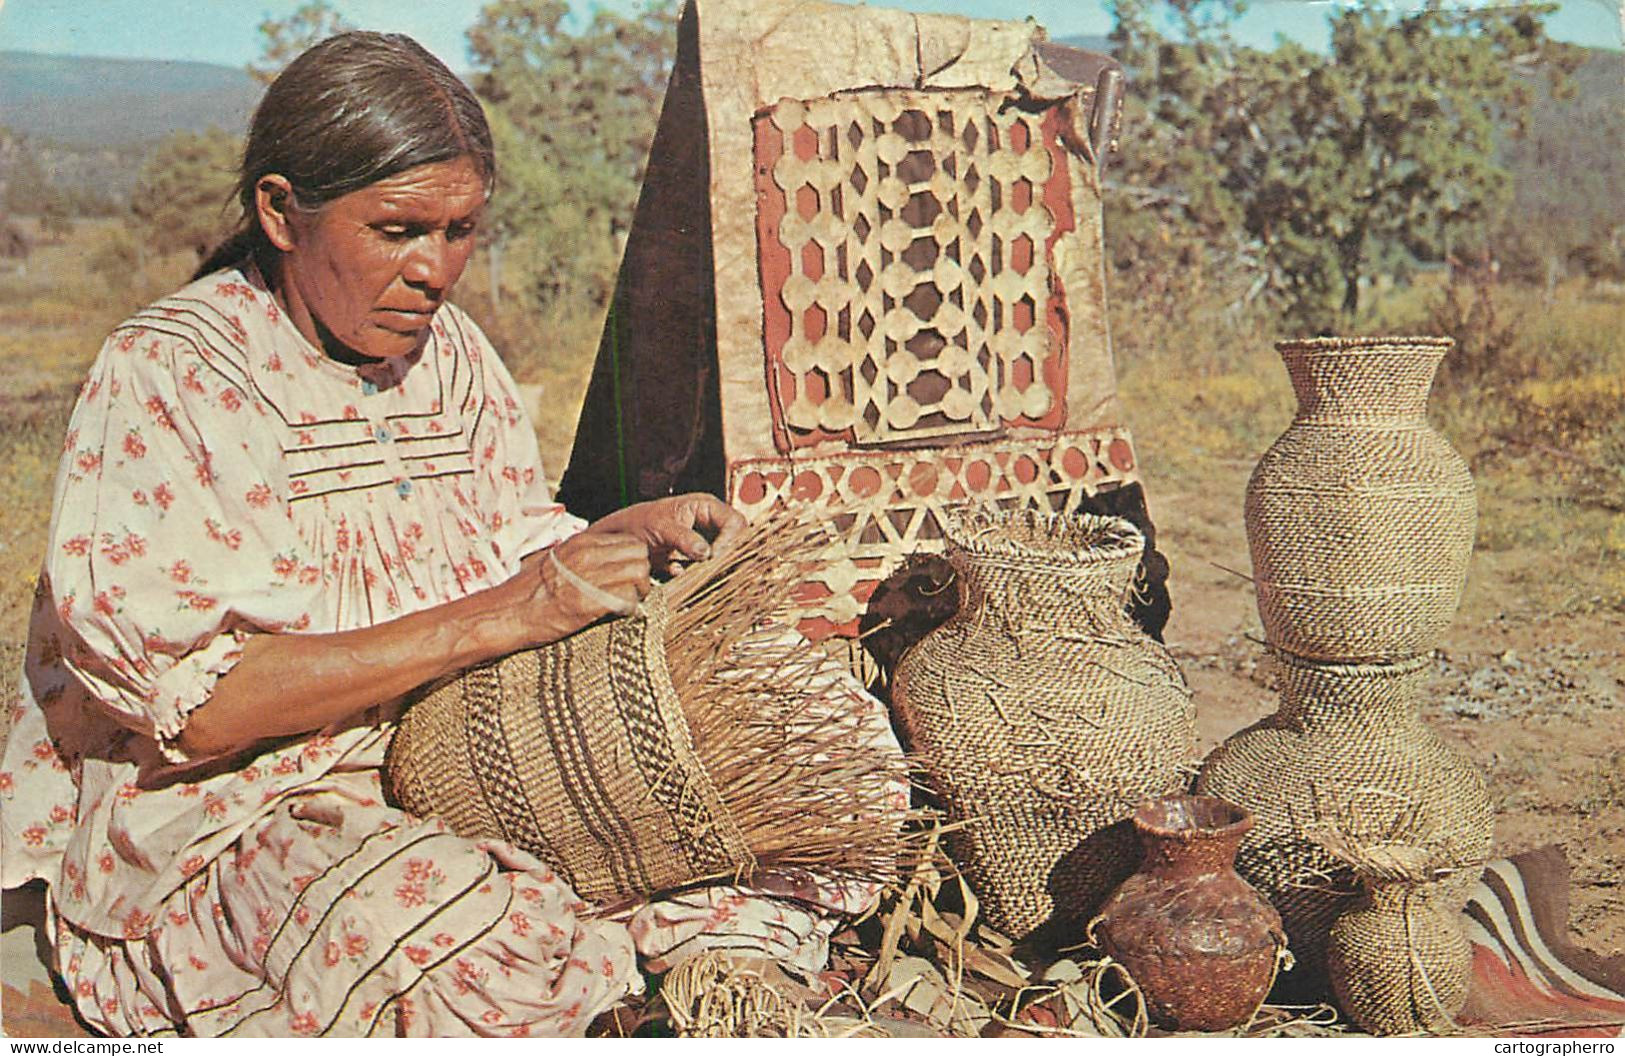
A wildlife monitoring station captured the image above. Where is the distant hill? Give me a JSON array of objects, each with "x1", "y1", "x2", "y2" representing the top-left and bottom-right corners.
[
  {"x1": 0, "y1": 51, "x2": 261, "y2": 146},
  {"x1": 1500, "y1": 46, "x2": 1625, "y2": 262},
  {"x1": 1053, "y1": 34, "x2": 1115, "y2": 56}
]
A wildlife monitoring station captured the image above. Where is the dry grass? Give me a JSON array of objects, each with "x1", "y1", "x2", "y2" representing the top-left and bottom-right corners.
[{"x1": 452, "y1": 263, "x2": 606, "y2": 476}]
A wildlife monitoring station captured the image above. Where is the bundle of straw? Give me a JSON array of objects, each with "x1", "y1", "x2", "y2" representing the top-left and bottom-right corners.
[{"x1": 385, "y1": 513, "x2": 909, "y2": 903}]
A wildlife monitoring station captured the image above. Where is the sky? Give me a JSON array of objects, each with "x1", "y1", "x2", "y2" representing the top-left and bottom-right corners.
[{"x1": 0, "y1": 0, "x2": 1619, "y2": 71}]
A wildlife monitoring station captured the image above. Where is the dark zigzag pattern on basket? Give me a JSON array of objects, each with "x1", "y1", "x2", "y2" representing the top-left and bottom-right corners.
[
  {"x1": 604, "y1": 612, "x2": 742, "y2": 880},
  {"x1": 462, "y1": 660, "x2": 563, "y2": 870},
  {"x1": 536, "y1": 626, "x2": 649, "y2": 895}
]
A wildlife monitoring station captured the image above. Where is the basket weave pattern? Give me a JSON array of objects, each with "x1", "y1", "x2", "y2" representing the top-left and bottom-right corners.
[
  {"x1": 1327, "y1": 881, "x2": 1473, "y2": 1035},
  {"x1": 1245, "y1": 336, "x2": 1475, "y2": 663},
  {"x1": 386, "y1": 516, "x2": 909, "y2": 905},
  {"x1": 891, "y1": 509, "x2": 1195, "y2": 939},
  {"x1": 1200, "y1": 336, "x2": 1493, "y2": 1026},
  {"x1": 387, "y1": 593, "x2": 754, "y2": 899},
  {"x1": 1195, "y1": 653, "x2": 1493, "y2": 992}
]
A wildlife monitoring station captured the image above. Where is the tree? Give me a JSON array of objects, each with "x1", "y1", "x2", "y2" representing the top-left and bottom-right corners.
[
  {"x1": 467, "y1": 0, "x2": 678, "y2": 311},
  {"x1": 1107, "y1": 0, "x2": 1578, "y2": 330},
  {"x1": 129, "y1": 128, "x2": 243, "y2": 262},
  {"x1": 248, "y1": 1, "x2": 355, "y2": 83}
]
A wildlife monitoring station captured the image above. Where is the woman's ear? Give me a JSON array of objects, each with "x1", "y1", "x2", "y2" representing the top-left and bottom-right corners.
[{"x1": 254, "y1": 175, "x2": 300, "y2": 253}]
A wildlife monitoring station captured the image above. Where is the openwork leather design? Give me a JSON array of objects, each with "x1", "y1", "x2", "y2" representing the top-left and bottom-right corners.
[{"x1": 755, "y1": 89, "x2": 1075, "y2": 453}]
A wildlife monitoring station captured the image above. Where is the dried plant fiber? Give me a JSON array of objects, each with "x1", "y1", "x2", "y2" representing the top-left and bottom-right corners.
[
  {"x1": 1328, "y1": 871, "x2": 1473, "y2": 1034},
  {"x1": 1246, "y1": 336, "x2": 1475, "y2": 662},
  {"x1": 385, "y1": 517, "x2": 907, "y2": 903}
]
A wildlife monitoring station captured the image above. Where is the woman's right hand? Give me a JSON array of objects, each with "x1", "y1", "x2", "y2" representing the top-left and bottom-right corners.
[{"x1": 511, "y1": 530, "x2": 652, "y2": 644}]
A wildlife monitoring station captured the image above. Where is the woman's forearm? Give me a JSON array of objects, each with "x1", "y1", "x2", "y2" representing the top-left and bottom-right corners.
[
  {"x1": 175, "y1": 529, "x2": 654, "y2": 758},
  {"x1": 175, "y1": 572, "x2": 547, "y2": 758}
]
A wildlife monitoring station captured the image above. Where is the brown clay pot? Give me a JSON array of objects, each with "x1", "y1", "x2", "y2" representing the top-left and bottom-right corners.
[{"x1": 1092, "y1": 795, "x2": 1287, "y2": 1033}]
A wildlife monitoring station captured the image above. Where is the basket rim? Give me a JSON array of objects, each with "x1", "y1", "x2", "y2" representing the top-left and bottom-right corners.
[
  {"x1": 942, "y1": 506, "x2": 1144, "y2": 565},
  {"x1": 1275, "y1": 335, "x2": 1454, "y2": 355}
]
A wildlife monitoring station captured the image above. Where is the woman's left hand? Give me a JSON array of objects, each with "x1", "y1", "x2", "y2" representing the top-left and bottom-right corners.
[{"x1": 587, "y1": 493, "x2": 747, "y2": 576}]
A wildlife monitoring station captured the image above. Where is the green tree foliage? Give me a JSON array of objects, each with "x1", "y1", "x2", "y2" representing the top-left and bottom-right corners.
[
  {"x1": 1107, "y1": 0, "x2": 1578, "y2": 331},
  {"x1": 128, "y1": 127, "x2": 243, "y2": 262},
  {"x1": 467, "y1": 0, "x2": 677, "y2": 311},
  {"x1": 248, "y1": 1, "x2": 355, "y2": 84}
]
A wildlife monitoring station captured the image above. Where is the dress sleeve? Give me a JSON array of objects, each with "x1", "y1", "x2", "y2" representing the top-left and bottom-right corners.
[
  {"x1": 451, "y1": 307, "x2": 587, "y2": 560},
  {"x1": 46, "y1": 326, "x2": 315, "y2": 762}
]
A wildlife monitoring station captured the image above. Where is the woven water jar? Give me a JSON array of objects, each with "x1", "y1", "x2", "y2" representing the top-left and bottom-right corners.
[
  {"x1": 1247, "y1": 336, "x2": 1475, "y2": 662},
  {"x1": 890, "y1": 509, "x2": 1196, "y2": 941},
  {"x1": 1194, "y1": 652, "x2": 1492, "y2": 998},
  {"x1": 1328, "y1": 880, "x2": 1472, "y2": 1035}
]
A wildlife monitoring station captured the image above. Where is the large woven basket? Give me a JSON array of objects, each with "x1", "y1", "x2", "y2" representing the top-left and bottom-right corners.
[
  {"x1": 1195, "y1": 651, "x2": 1492, "y2": 997},
  {"x1": 1245, "y1": 336, "x2": 1475, "y2": 662},
  {"x1": 386, "y1": 522, "x2": 908, "y2": 904},
  {"x1": 890, "y1": 508, "x2": 1195, "y2": 940}
]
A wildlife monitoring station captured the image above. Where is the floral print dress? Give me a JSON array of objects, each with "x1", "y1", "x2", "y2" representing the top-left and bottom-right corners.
[{"x1": 0, "y1": 265, "x2": 887, "y2": 1037}]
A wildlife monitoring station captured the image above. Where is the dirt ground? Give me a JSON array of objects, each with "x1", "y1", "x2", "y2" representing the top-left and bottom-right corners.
[{"x1": 1154, "y1": 460, "x2": 1625, "y2": 956}]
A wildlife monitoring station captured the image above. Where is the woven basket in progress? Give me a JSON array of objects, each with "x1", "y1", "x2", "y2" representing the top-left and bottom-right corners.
[{"x1": 386, "y1": 521, "x2": 908, "y2": 903}]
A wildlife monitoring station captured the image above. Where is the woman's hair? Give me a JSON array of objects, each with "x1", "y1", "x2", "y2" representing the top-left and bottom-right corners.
[{"x1": 194, "y1": 31, "x2": 496, "y2": 280}]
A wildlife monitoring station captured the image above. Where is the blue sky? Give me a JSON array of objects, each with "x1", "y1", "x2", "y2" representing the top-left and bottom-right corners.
[{"x1": 0, "y1": 0, "x2": 1619, "y2": 70}]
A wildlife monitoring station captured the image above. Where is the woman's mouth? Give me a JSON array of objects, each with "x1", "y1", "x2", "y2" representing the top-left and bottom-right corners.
[{"x1": 374, "y1": 308, "x2": 435, "y2": 332}]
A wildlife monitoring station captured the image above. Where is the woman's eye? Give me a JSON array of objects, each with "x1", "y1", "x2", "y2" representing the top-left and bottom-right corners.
[
  {"x1": 375, "y1": 225, "x2": 414, "y2": 241},
  {"x1": 448, "y1": 222, "x2": 478, "y2": 242}
]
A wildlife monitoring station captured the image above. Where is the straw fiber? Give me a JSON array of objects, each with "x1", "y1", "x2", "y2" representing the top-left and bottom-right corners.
[
  {"x1": 1246, "y1": 337, "x2": 1475, "y2": 662},
  {"x1": 386, "y1": 518, "x2": 908, "y2": 903},
  {"x1": 890, "y1": 508, "x2": 1195, "y2": 940},
  {"x1": 1328, "y1": 881, "x2": 1473, "y2": 1035},
  {"x1": 1195, "y1": 652, "x2": 1493, "y2": 997}
]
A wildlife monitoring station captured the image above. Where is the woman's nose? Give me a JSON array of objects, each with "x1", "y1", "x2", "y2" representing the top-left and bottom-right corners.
[{"x1": 402, "y1": 235, "x2": 461, "y2": 293}]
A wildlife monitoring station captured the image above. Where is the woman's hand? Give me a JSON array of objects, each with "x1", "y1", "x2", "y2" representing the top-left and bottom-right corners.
[
  {"x1": 588, "y1": 493, "x2": 747, "y2": 576},
  {"x1": 512, "y1": 529, "x2": 652, "y2": 639}
]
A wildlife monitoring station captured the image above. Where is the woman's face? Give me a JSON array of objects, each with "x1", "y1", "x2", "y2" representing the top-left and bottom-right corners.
[{"x1": 264, "y1": 155, "x2": 488, "y2": 362}]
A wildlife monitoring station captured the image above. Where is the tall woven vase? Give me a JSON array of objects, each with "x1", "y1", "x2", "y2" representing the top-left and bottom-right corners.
[
  {"x1": 1201, "y1": 336, "x2": 1493, "y2": 1014},
  {"x1": 1245, "y1": 336, "x2": 1475, "y2": 662},
  {"x1": 1195, "y1": 653, "x2": 1493, "y2": 998},
  {"x1": 890, "y1": 509, "x2": 1196, "y2": 941}
]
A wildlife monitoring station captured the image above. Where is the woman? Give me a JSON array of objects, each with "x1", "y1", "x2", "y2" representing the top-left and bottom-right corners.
[{"x1": 0, "y1": 32, "x2": 887, "y2": 1037}]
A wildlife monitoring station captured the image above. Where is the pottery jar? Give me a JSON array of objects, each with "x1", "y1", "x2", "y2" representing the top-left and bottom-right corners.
[{"x1": 1092, "y1": 795, "x2": 1287, "y2": 1033}]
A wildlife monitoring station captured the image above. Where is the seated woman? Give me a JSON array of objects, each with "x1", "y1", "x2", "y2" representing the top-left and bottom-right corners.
[{"x1": 0, "y1": 31, "x2": 891, "y2": 1037}]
